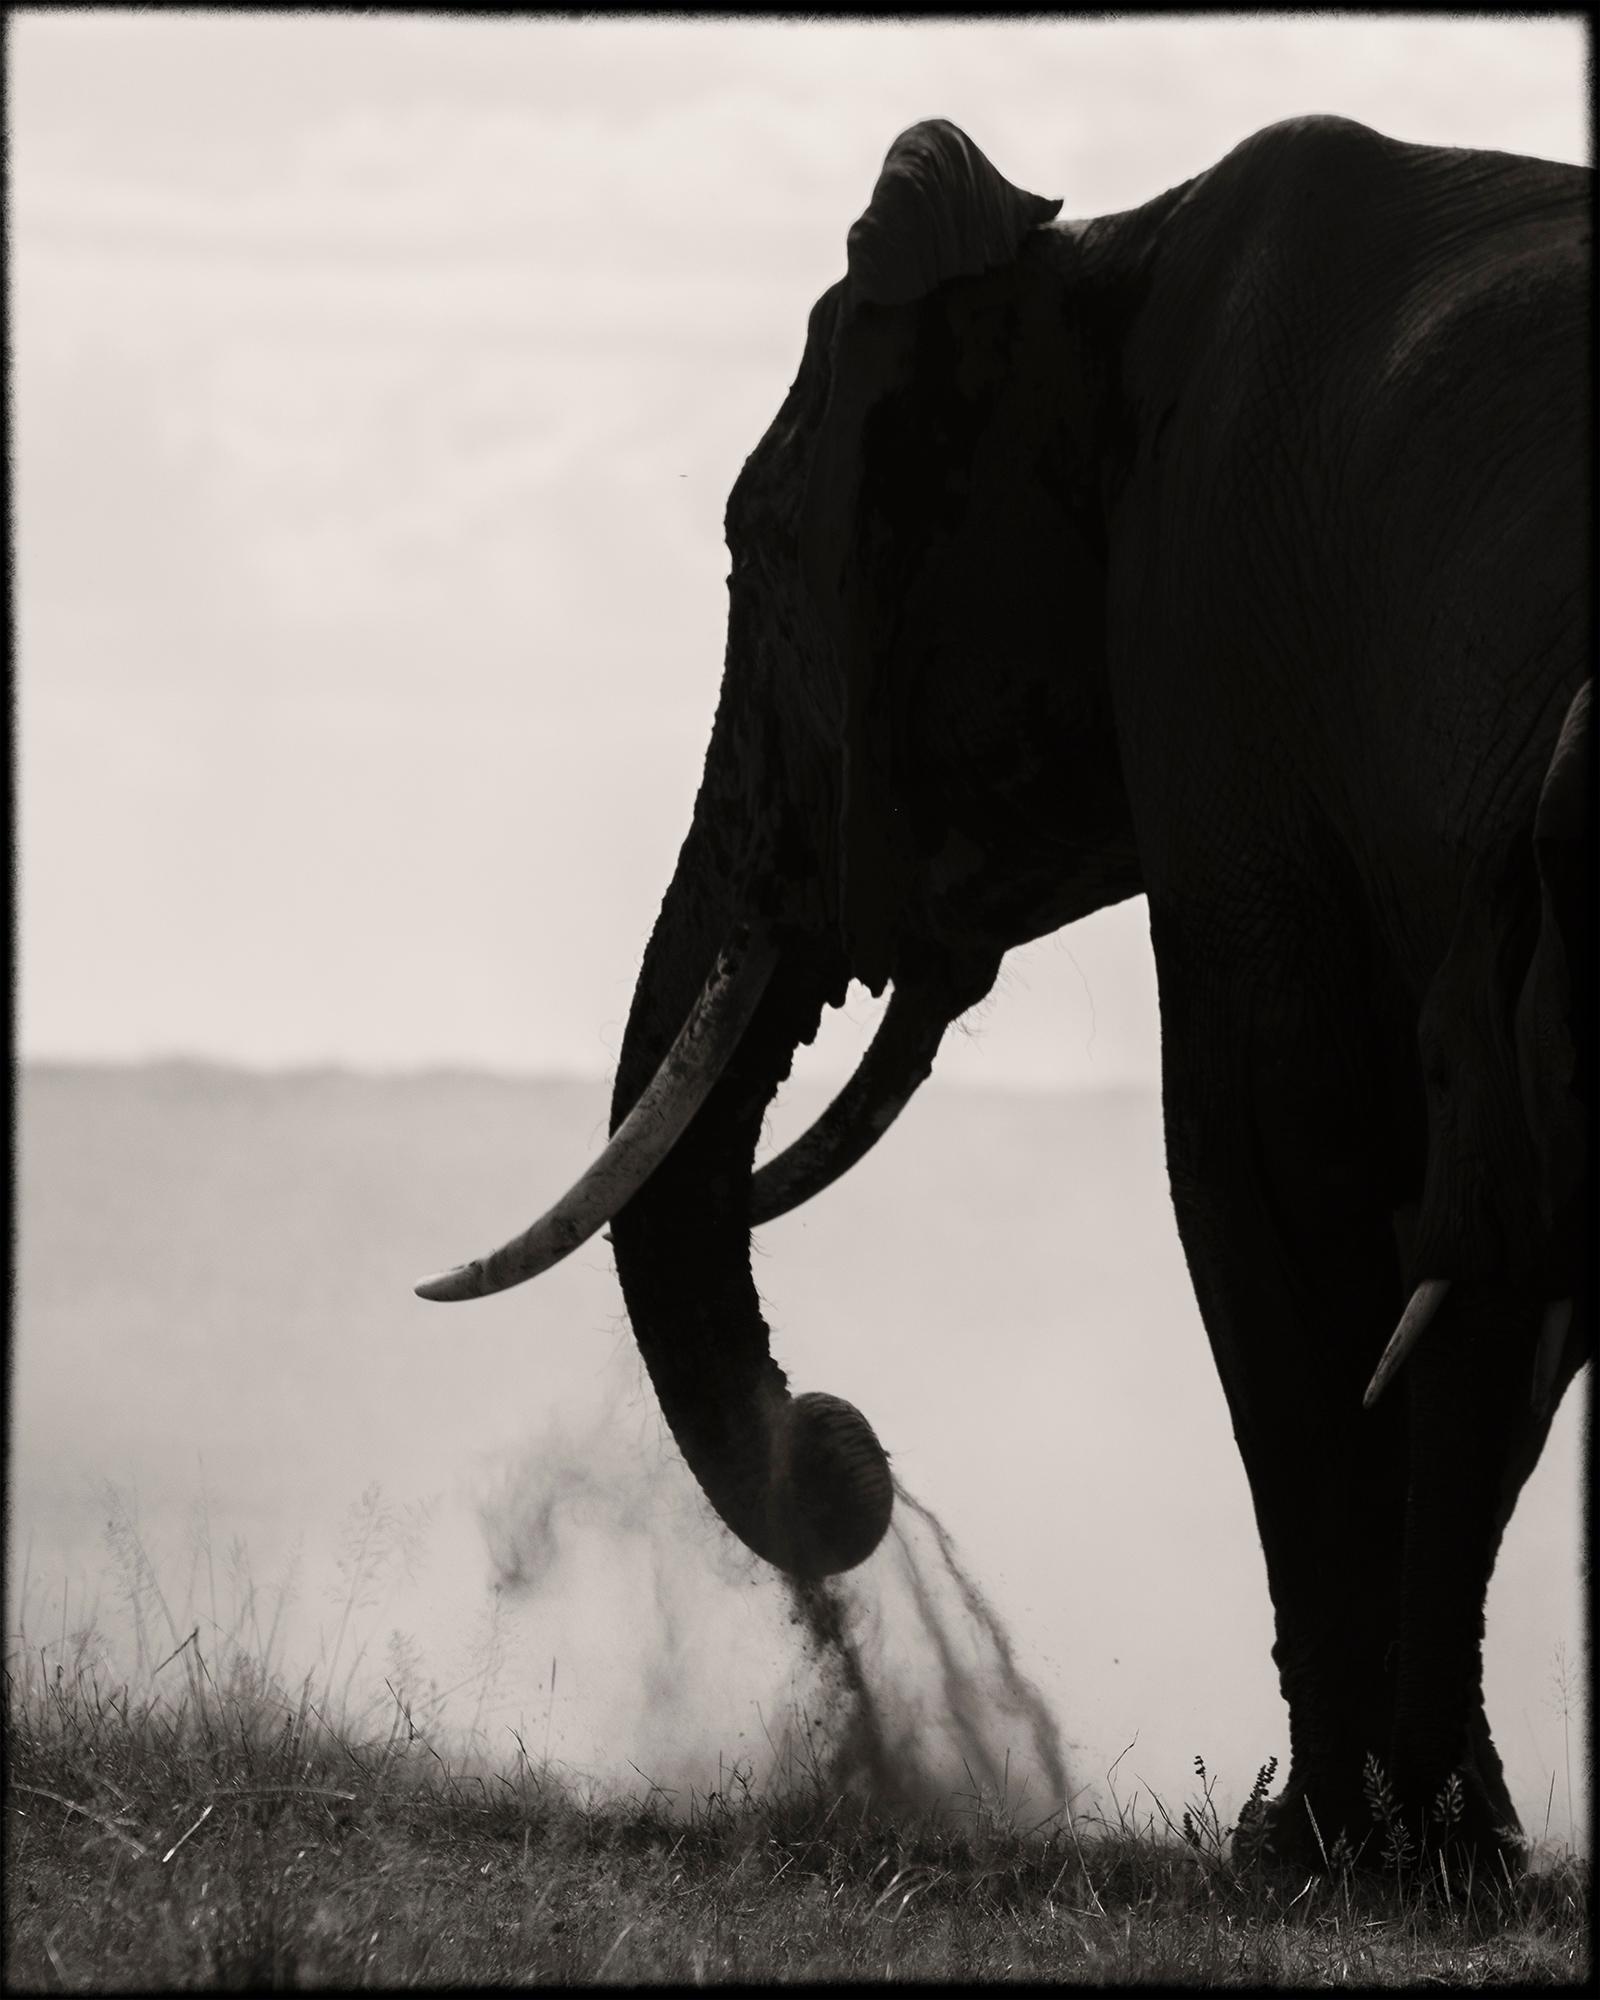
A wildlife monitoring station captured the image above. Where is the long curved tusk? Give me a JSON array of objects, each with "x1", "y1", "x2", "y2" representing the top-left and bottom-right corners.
[
  {"x1": 1531, "y1": 1296, "x2": 1575, "y2": 1417},
  {"x1": 414, "y1": 929, "x2": 779, "y2": 1302},
  {"x1": 1363, "y1": 1278, "x2": 1453, "y2": 1409},
  {"x1": 749, "y1": 987, "x2": 946, "y2": 1226}
]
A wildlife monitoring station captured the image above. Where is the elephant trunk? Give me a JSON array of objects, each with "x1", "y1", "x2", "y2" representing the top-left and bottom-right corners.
[{"x1": 607, "y1": 802, "x2": 893, "y2": 1578}]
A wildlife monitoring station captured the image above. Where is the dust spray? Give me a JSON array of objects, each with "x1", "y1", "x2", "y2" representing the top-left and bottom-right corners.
[{"x1": 478, "y1": 1375, "x2": 1072, "y2": 1821}]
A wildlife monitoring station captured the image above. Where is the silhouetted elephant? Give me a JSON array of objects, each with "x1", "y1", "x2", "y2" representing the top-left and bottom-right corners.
[{"x1": 420, "y1": 118, "x2": 1592, "y2": 1871}]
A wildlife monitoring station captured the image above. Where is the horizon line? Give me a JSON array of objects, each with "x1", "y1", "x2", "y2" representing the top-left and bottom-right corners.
[{"x1": 18, "y1": 1051, "x2": 1158, "y2": 1099}]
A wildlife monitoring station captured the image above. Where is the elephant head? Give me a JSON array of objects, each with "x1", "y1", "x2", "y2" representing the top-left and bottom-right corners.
[{"x1": 416, "y1": 122, "x2": 1143, "y2": 1575}]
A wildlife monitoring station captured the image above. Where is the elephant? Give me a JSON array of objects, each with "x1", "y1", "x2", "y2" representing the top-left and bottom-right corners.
[{"x1": 418, "y1": 117, "x2": 1592, "y2": 1871}]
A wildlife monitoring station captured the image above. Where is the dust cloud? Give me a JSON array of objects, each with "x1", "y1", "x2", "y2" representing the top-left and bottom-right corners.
[{"x1": 477, "y1": 1376, "x2": 1072, "y2": 1822}]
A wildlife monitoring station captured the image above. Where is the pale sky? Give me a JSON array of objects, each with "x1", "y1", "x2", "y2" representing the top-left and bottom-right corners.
[{"x1": 12, "y1": 12, "x2": 1590, "y2": 1085}]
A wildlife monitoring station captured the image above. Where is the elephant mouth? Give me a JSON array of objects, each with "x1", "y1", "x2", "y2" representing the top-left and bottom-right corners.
[{"x1": 748, "y1": 984, "x2": 947, "y2": 1224}]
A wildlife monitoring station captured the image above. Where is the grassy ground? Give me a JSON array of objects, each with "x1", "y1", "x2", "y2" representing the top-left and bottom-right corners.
[
  {"x1": 7, "y1": 1493, "x2": 1588, "y2": 1988},
  {"x1": 7, "y1": 1645, "x2": 1588, "y2": 1988}
]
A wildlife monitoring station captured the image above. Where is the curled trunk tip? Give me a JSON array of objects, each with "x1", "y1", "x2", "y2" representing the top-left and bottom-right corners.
[{"x1": 761, "y1": 1390, "x2": 894, "y2": 1576}]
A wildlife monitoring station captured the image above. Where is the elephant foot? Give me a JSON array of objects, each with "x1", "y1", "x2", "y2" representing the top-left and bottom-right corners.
[
  {"x1": 1380, "y1": 1759, "x2": 1526, "y2": 1886},
  {"x1": 1231, "y1": 1769, "x2": 1373, "y2": 1877},
  {"x1": 1232, "y1": 1761, "x2": 1524, "y2": 1883}
]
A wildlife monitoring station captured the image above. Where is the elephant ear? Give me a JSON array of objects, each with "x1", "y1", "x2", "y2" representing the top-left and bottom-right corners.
[
  {"x1": 1515, "y1": 679, "x2": 1593, "y2": 1274},
  {"x1": 845, "y1": 119, "x2": 1063, "y2": 307},
  {"x1": 803, "y1": 122, "x2": 1062, "y2": 987}
]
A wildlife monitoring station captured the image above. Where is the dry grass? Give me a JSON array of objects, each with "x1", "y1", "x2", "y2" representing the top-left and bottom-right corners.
[{"x1": 5, "y1": 1499, "x2": 1589, "y2": 1989}]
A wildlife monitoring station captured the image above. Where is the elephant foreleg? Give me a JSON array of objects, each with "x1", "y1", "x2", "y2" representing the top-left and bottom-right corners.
[{"x1": 1154, "y1": 935, "x2": 1414, "y2": 1869}]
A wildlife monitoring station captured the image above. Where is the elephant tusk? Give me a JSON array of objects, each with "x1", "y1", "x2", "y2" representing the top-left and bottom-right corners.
[
  {"x1": 1363, "y1": 1278, "x2": 1453, "y2": 1409},
  {"x1": 1531, "y1": 1297, "x2": 1575, "y2": 1417},
  {"x1": 414, "y1": 929, "x2": 779, "y2": 1302},
  {"x1": 748, "y1": 986, "x2": 946, "y2": 1225}
]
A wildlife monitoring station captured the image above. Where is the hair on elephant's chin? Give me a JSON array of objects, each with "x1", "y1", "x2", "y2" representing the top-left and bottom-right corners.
[{"x1": 759, "y1": 1390, "x2": 894, "y2": 1579}]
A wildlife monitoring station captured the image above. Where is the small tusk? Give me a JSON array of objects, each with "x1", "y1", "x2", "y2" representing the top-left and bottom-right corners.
[
  {"x1": 749, "y1": 988, "x2": 946, "y2": 1225},
  {"x1": 1531, "y1": 1297, "x2": 1575, "y2": 1417},
  {"x1": 414, "y1": 929, "x2": 778, "y2": 1302},
  {"x1": 1363, "y1": 1278, "x2": 1452, "y2": 1409}
]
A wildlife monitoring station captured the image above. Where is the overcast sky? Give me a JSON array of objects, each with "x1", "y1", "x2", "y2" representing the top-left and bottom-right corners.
[{"x1": 13, "y1": 12, "x2": 1589, "y2": 1085}]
